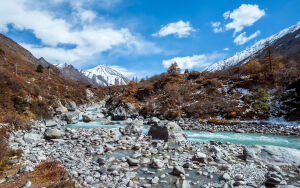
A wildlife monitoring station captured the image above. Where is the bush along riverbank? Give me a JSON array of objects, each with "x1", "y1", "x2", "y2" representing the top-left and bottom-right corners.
[{"x1": 1, "y1": 100, "x2": 299, "y2": 187}]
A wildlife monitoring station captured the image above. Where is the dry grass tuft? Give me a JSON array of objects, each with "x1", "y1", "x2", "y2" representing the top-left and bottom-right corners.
[
  {"x1": 48, "y1": 180, "x2": 76, "y2": 188},
  {"x1": 33, "y1": 161, "x2": 68, "y2": 183}
]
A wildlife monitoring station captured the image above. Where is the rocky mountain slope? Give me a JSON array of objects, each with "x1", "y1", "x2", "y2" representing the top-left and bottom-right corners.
[
  {"x1": 55, "y1": 63, "x2": 94, "y2": 85},
  {"x1": 82, "y1": 65, "x2": 130, "y2": 86},
  {"x1": 0, "y1": 33, "x2": 103, "y2": 123},
  {"x1": 206, "y1": 21, "x2": 300, "y2": 72}
]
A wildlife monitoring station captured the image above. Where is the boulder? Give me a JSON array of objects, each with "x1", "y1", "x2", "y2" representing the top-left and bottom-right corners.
[
  {"x1": 243, "y1": 145, "x2": 300, "y2": 166},
  {"x1": 147, "y1": 121, "x2": 187, "y2": 142},
  {"x1": 265, "y1": 171, "x2": 283, "y2": 186},
  {"x1": 44, "y1": 129, "x2": 63, "y2": 140},
  {"x1": 182, "y1": 180, "x2": 191, "y2": 188},
  {"x1": 65, "y1": 101, "x2": 76, "y2": 111},
  {"x1": 24, "y1": 133, "x2": 42, "y2": 144},
  {"x1": 45, "y1": 120, "x2": 57, "y2": 127},
  {"x1": 151, "y1": 177, "x2": 159, "y2": 184},
  {"x1": 123, "y1": 119, "x2": 144, "y2": 136},
  {"x1": 82, "y1": 114, "x2": 97, "y2": 122},
  {"x1": 173, "y1": 165, "x2": 185, "y2": 176},
  {"x1": 105, "y1": 100, "x2": 135, "y2": 120},
  {"x1": 127, "y1": 158, "x2": 139, "y2": 166},
  {"x1": 97, "y1": 157, "x2": 106, "y2": 165},
  {"x1": 140, "y1": 158, "x2": 151, "y2": 165},
  {"x1": 151, "y1": 159, "x2": 164, "y2": 169},
  {"x1": 111, "y1": 106, "x2": 128, "y2": 120},
  {"x1": 192, "y1": 152, "x2": 207, "y2": 163},
  {"x1": 222, "y1": 173, "x2": 231, "y2": 181},
  {"x1": 62, "y1": 112, "x2": 79, "y2": 124}
]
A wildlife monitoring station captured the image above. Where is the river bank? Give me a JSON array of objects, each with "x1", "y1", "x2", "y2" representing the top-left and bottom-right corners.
[{"x1": 177, "y1": 119, "x2": 300, "y2": 137}]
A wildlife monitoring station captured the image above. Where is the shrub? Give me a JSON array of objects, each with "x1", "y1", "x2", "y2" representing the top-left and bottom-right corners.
[
  {"x1": 30, "y1": 100, "x2": 51, "y2": 119},
  {"x1": 8, "y1": 149, "x2": 23, "y2": 158},
  {"x1": 3, "y1": 113, "x2": 27, "y2": 130},
  {"x1": 36, "y1": 64, "x2": 44, "y2": 73},
  {"x1": 0, "y1": 128, "x2": 9, "y2": 161},
  {"x1": 34, "y1": 161, "x2": 68, "y2": 182}
]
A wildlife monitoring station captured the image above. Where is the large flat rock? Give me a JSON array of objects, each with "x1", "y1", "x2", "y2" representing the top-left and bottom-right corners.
[{"x1": 243, "y1": 145, "x2": 300, "y2": 166}]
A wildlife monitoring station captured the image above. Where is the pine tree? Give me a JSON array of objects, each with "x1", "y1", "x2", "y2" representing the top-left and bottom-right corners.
[
  {"x1": 252, "y1": 89, "x2": 271, "y2": 118},
  {"x1": 262, "y1": 41, "x2": 274, "y2": 72},
  {"x1": 167, "y1": 62, "x2": 181, "y2": 74}
]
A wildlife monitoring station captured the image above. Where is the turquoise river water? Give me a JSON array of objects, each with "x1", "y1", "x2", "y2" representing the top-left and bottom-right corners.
[{"x1": 65, "y1": 119, "x2": 300, "y2": 150}]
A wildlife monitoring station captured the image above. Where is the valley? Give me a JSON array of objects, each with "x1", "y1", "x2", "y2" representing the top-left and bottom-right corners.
[{"x1": 0, "y1": 6, "x2": 299, "y2": 188}]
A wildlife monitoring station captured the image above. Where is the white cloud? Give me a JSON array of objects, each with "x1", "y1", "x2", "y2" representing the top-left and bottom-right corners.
[
  {"x1": 0, "y1": 0, "x2": 160, "y2": 67},
  {"x1": 211, "y1": 22, "x2": 221, "y2": 28},
  {"x1": 223, "y1": 11, "x2": 230, "y2": 19},
  {"x1": 153, "y1": 20, "x2": 196, "y2": 38},
  {"x1": 225, "y1": 4, "x2": 265, "y2": 34},
  {"x1": 162, "y1": 53, "x2": 225, "y2": 70},
  {"x1": 211, "y1": 22, "x2": 223, "y2": 33},
  {"x1": 223, "y1": 48, "x2": 230, "y2": 51},
  {"x1": 78, "y1": 10, "x2": 96, "y2": 22},
  {"x1": 233, "y1": 30, "x2": 261, "y2": 45}
]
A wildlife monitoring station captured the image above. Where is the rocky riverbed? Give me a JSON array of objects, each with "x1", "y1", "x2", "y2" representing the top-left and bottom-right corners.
[
  {"x1": 2, "y1": 102, "x2": 300, "y2": 187},
  {"x1": 6, "y1": 123, "x2": 300, "y2": 188}
]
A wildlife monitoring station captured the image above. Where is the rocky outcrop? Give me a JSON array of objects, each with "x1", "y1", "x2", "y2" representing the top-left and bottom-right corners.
[
  {"x1": 65, "y1": 101, "x2": 77, "y2": 112},
  {"x1": 105, "y1": 99, "x2": 135, "y2": 120},
  {"x1": 147, "y1": 121, "x2": 187, "y2": 142}
]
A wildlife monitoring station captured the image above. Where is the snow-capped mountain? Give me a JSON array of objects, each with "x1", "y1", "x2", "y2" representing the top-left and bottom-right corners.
[
  {"x1": 206, "y1": 21, "x2": 300, "y2": 72},
  {"x1": 81, "y1": 65, "x2": 130, "y2": 86}
]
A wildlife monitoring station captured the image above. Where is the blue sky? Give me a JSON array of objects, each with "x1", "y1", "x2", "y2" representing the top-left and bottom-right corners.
[{"x1": 0, "y1": 0, "x2": 299, "y2": 79}]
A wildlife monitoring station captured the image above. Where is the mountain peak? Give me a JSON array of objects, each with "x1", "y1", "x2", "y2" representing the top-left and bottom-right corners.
[{"x1": 82, "y1": 65, "x2": 130, "y2": 86}]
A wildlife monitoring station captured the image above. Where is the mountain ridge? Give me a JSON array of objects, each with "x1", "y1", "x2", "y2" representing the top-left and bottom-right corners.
[{"x1": 206, "y1": 21, "x2": 300, "y2": 72}]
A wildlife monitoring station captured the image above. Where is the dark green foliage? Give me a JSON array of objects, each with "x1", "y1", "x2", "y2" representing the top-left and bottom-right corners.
[
  {"x1": 36, "y1": 64, "x2": 44, "y2": 73},
  {"x1": 252, "y1": 89, "x2": 271, "y2": 118},
  {"x1": 0, "y1": 48, "x2": 5, "y2": 57}
]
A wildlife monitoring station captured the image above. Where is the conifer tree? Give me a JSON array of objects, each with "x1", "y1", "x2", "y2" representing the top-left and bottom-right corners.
[
  {"x1": 167, "y1": 62, "x2": 181, "y2": 74},
  {"x1": 252, "y1": 89, "x2": 271, "y2": 118}
]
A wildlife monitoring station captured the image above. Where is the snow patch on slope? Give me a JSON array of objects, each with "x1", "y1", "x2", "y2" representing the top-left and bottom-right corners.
[
  {"x1": 206, "y1": 21, "x2": 300, "y2": 72},
  {"x1": 56, "y1": 63, "x2": 69, "y2": 69}
]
